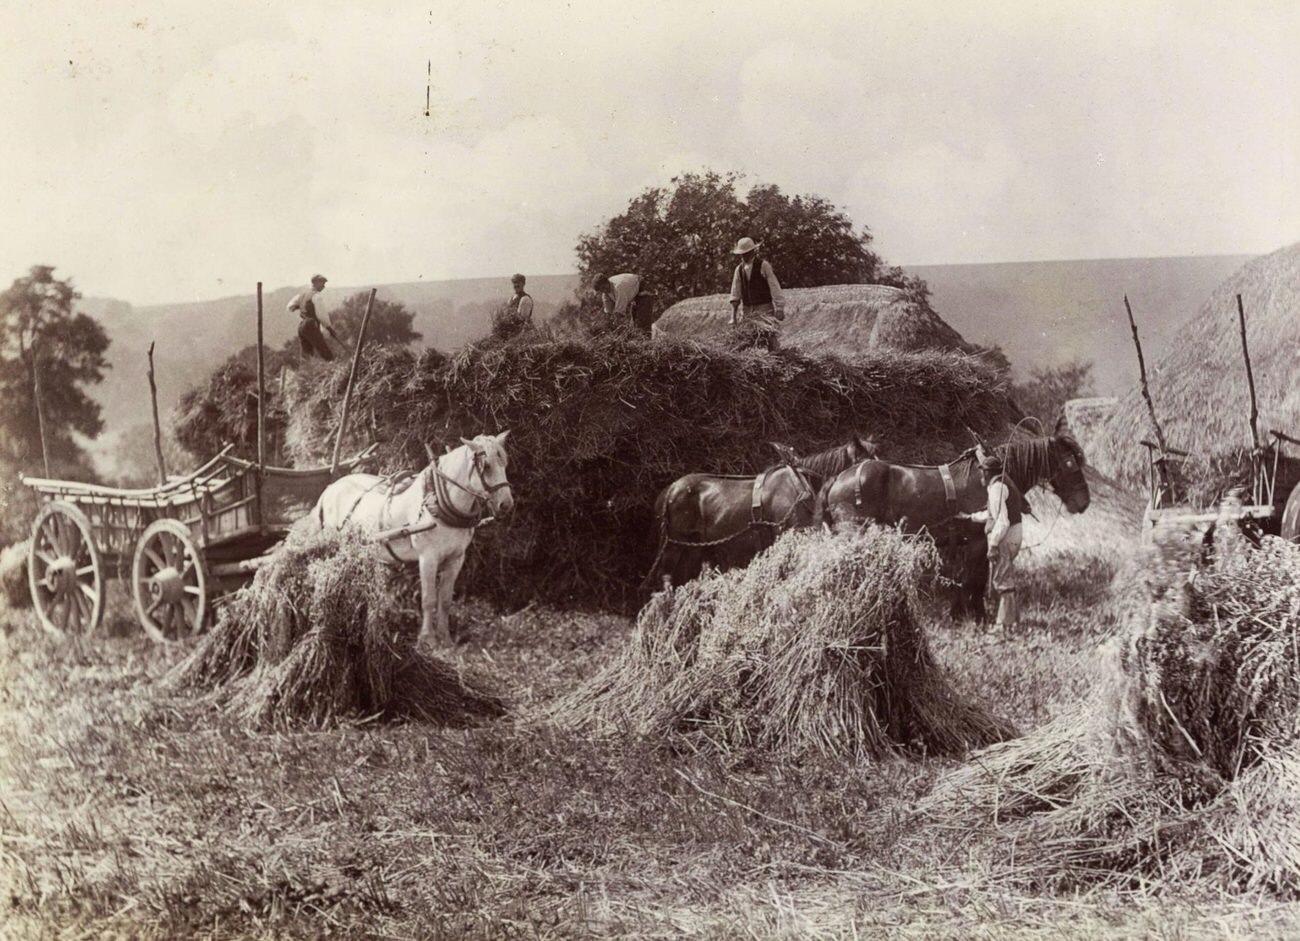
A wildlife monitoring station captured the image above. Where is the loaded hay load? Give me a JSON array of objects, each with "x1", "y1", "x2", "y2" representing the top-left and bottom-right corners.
[
  {"x1": 164, "y1": 526, "x2": 506, "y2": 729},
  {"x1": 916, "y1": 529, "x2": 1300, "y2": 896},
  {"x1": 258, "y1": 333, "x2": 1018, "y2": 612},
  {"x1": 546, "y1": 527, "x2": 1017, "y2": 758},
  {"x1": 1088, "y1": 242, "x2": 1300, "y2": 507},
  {"x1": 654, "y1": 284, "x2": 981, "y2": 357}
]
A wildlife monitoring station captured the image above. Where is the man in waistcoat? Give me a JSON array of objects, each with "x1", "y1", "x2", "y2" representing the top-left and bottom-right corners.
[
  {"x1": 728, "y1": 237, "x2": 785, "y2": 351},
  {"x1": 506, "y1": 273, "x2": 534, "y2": 323},
  {"x1": 287, "y1": 273, "x2": 338, "y2": 361},
  {"x1": 979, "y1": 447, "x2": 1026, "y2": 631}
]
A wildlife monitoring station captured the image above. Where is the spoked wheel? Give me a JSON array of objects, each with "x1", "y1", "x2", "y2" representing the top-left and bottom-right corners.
[
  {"x1": 28, "y1": 501, "x2": 105, "y2": 637},
  {"x1": 132, "y1": 519, "x2": 208, "y2": 642}
]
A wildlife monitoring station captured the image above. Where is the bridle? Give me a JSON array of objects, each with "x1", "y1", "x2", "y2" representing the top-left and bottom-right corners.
[{"x1": 423, "y1": 444, "x2": 511, "y2": 529}]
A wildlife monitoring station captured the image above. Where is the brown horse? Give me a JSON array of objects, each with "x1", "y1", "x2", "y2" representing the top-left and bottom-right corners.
[
  {"x1": 819, "y1": 417, "x2": 1090, "y2": 533},
  {"x1": 649, "y1": 436, "x2": 877, "y2": 588}
]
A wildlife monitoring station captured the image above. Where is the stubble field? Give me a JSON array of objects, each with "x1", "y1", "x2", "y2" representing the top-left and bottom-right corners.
[{"x1": 2, "y1": 487, "x2": 1299, "y2": 940}]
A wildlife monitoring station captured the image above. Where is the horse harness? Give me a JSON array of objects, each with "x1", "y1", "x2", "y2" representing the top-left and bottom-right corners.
[
  {"x1": 667, "y1": 463, "x2": 818, "y2": 549},
  {"x1": 851, "y1": 459, "x2": 961, "y2": 515},
  {"x1": 338, "y1": 446, "x2": 506, "y2": 562}
]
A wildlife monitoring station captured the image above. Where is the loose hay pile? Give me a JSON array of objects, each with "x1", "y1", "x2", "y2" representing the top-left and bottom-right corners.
[
  {"x1": 917, "y1": 532, "x2": 1300, "y2": 896},
  {"x1": 0, "y1": 540, "x2": 30, "y2": 610},
  {"x1": 165, "y1": 526, "x2": 506, "y2": 728},
  {"x1": 263, "y1": 333, "x2": 1017, "y2": 611},
  {"x1": 548, "y1": 527, "x2": 1017, "y2": 758}
]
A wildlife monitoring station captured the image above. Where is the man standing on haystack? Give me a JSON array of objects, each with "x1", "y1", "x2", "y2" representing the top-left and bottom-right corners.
[
  {"x1": 288, "y1": 273, "x2": 339, "y2": 361},
  {"x1": 591, "y1": 272, "x2": 650, "y2": 332},
  {"x1": 507, "y1": 273, "x2": 534, "y2": 323},
  {"x1": 728, "y1": 237, "x2": 785, "y2": 351},
  {"x1": 978, "y1": 447, "x2": 1025, "y2": 631}
]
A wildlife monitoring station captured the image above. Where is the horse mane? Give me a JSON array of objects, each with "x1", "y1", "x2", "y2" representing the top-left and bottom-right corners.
[
  {"x1": 797, "y1": 439, "x2": 873, "y2": 479},
  {"x1": 998, "y1": 435, "x2": 1079, "y2": 491}
]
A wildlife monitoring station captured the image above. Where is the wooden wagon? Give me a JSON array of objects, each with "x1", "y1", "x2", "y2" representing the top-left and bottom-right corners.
[{"x1": 21, "y1": 446, "x2": 375, "y2": 641}]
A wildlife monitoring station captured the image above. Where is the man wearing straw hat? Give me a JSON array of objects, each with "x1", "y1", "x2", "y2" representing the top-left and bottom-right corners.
[
  {"x1": 287, "y1": 273, "x2": 339, "y2": 361},
  {"x1": 977, "y1": 446, "x2": 1025, "y2": 631},
  {"x1": 728, "y1": 236, "x2": 785, "y2": 352}
]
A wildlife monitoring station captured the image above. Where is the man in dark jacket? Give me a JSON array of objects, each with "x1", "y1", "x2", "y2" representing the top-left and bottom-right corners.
[{"x1": 288, "y1": 273, "x2": 338, "y2": 360}]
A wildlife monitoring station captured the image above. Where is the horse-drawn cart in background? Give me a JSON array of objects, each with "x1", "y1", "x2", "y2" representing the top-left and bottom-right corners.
[
  {"x1": 22, "y1": 446, "x2": 374, "y2": 641},
  {"x1": 22, "y1": 284, "x2": 381, "y2": 641}
]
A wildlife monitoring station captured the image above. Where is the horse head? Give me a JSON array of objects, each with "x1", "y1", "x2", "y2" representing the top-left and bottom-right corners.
[
  {"x1": 457, "y1": 430, "x2": 514, "y2": 518},
  {"x1": 1046, "y1": 416, "x2": 1089, "y2": 513}
]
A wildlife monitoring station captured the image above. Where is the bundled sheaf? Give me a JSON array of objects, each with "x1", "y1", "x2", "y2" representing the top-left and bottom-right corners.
[
  {"x1": 545, "y1": 527, "x2": 1018, "y2": 758},
  {"x1": 164, "y1": 526, "x2": 507, "y2": 728},
  {"x1": 254, "y1": 333, "x2": 1016, "y2": 611},
  {"x1": 917, "y1": 532, "x2": 1300, "y2": 896}
]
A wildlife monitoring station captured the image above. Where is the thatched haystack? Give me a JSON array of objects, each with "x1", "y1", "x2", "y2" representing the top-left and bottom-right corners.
[
  {"x1": 173, "y1": 357, "x2": 293, "y2": 462},
  {"x1": 546, "y1": 527, "x2": 1017, "y2": 757},
  {"x1": 917, "y1": 533, "x2": 1300, "y2": 895},
  {"x1": 0, "y1": 540, "x2": 30, "y2": 610},
  {"x1": 1088, "y1": 242, "x2": 1300, "y2": 505},
  {"x1": 165, "y1": 527, "x2": 506, "y2": 728},
  {"x1": 654, "y1": 284, "x2": 981, "y2": 357},
  {"x1": 273, "y1": 333, "x2": 1017, "y2": 611}
]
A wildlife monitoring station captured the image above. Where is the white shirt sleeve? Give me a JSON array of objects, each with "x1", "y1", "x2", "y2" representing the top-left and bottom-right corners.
[
  {"x1": 987, "y1": 480, "x2": 1011, "y2": 546},
  {"x1": 763, "y1": 261, "x2": 785, "y2": 314}
]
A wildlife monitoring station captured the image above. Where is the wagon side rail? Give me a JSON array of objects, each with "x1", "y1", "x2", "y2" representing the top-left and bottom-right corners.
[{"x1": 20, "y1": 445, "x2": 238, "y2": 505}]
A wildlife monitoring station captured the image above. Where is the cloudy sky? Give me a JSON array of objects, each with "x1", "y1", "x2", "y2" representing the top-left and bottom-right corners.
[{"x1": 2, "y1": 0, "x2": 1297, "y2": 304}]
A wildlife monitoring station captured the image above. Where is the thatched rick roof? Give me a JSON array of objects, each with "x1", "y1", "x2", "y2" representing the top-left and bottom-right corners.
[
  {"x1": 655, "y1": 284, "x2": 979, "y2": 356},
  {"x1": 1089, "y1": 242, "x2": 1300, "y2": 489}
]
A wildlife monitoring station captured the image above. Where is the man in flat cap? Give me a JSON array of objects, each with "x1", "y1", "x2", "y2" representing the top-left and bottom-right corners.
[
  {"x1": 288, "y1": 273, "x2": 339, "y2": 361},
  {"x1": 728, "y1": 237, "x2": 785, "y2": 351}
]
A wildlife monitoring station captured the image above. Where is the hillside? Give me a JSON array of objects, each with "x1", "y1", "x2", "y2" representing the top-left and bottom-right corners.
[
  {"x1": 81, "y1": 274, "x2": 581, "y2": 443},
  {"x1": 912, "y1": 254, "x2": 1253, "y2": 395}
]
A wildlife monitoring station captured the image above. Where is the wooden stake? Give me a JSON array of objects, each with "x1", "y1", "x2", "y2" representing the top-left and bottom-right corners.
[
  {"x1": 147, "y1": 341, "x2": 167, "y2": 484},
  {"x1": 30, "y1": 340, "x2": 50, "y2": 477},
  {"x1": 1124, "y1": 295, "x2": 1169, "y2": 454},
  {"x1": 1235, "y1": 294, "x2": 1260, "y2": 451},
  {"x1": 332, "y1": 288, "x2": 377, "y2": 475},
  {"x1": 256, "y1": 282, "x2": 266, "y2": 469}
]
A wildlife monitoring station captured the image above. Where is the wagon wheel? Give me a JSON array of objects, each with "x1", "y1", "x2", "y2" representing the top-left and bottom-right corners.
[
  {"x1": 27, "y1": 501, "x2": 105, "y2": 637},
  {"x1": 132, "y1": 519, "x2": 208, "y2": 642}
]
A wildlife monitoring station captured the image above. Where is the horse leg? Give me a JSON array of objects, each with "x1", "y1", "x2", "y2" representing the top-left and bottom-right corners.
[
  {"x1": 416, "y1": 550, "x2": 445, "y2": 647},
  {"x1": 435, "y1": 550, "x2": 468, "y2": 645}
]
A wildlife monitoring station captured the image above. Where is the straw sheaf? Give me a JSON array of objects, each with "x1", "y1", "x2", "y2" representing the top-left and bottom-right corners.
[
  {"x1": 917, "y1": 536, "x2": 1300, "y2": 894},
  {"x1": 164, "y1": 526, "x2": 507, "y2": 728},
  {"x1": 0, "y1": 540, "x2": 30, "y2": 610},
  {"x1": 655, "y1": 284, "x2": 978, "y2": 357},
  {"x1": 1088, "y1": 242, "x2": 1300, "y2": 493},
  {"x1": 545, "y1": 527, "x2": 1018, "y2": 758},
  {"x1": 273, "y1": 334, "x2": 1019, "y2": 611}
]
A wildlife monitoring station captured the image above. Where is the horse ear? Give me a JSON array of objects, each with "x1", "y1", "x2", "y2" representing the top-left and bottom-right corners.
[
  {"x1": 496, "y1": 430, "x2": 510, "y2": 445},
  {"x1": 460, "y1": 437, "x2": 472, "y2": 447}
]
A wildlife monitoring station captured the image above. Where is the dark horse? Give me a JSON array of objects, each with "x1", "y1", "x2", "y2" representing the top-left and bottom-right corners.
[
  {"x1": 649, "y1": 436, "x2": 878, "y2": 588},
  {"x1": 818, "y1": 417, "x2": 1090, "y2": 533}
]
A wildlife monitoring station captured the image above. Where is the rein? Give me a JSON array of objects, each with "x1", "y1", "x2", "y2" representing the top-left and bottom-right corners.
[{"x1": 424, "y1": 447, "x2": 508, "y2": 529}]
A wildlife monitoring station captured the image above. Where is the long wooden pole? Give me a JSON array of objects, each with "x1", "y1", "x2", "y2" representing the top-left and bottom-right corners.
[
  {"x1": 1235, "y1": 293, "x2": 1260, "y2": 451},
  {"x1": 256, "y1": 283, "x2": 266, "y2": 468},
  {"x1": 147, "y1": 341, "x2": 167, "y2": 484},
  {"x1": 30, "y1": 340, "x2": 50, "y2": 477},
  {"x1": 331, "y1": 288, "x2": 377, "y2": 474},
  {"x1": 1124, "y1": 295, "x2": 1169, "y2": 454}
]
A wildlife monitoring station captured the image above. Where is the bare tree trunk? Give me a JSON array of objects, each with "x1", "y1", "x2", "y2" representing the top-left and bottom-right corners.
[{"x1": 30, "y1": 341, "x2": 50, "y2": 477}]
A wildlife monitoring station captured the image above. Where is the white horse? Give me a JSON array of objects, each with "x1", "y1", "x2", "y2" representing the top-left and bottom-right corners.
[{"x1": 309, "y1": 431, "x2": 513, "y2": 646}]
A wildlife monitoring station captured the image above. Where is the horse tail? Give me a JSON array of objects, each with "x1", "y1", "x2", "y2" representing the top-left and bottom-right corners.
[{"x1": 642, "y1": 483, "x2": 675, "y2": 590}]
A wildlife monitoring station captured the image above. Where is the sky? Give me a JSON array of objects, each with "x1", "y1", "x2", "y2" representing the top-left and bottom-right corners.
[{"x1": 1, "y1": 0, "x2": 1297, "y2": 305}]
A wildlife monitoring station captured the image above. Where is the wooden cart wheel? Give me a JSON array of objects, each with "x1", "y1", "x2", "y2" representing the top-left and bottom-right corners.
[
  {"x1": 28, "y1": 501, "x2": 105, "y2": 637},
  {"x1": 132, "y1": 519, "x2": 208, "y2": 642}
]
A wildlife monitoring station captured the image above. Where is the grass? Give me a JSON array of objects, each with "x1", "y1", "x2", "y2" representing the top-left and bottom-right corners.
[{"x1": 3, "y1": 486, "x2": 1300, "y2": 939}]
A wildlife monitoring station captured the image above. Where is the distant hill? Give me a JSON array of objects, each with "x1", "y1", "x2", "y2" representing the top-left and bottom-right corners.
[
  {"x1": 76, "y1": 254, "x2": 1256, "y2": 468},
  {"x1": 911, "y1": 255, "x2": 1253, "y2": 395}
]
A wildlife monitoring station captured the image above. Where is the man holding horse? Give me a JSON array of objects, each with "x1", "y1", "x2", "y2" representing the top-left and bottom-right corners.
[
  {"x1": 978, "y1": 447, "x2": 1026, "y2": 631},
  {"x1": 728, "y1": 237, "x2": 785, "y2": 352}
]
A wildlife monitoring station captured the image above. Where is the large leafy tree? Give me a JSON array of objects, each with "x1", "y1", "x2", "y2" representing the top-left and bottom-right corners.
[
  {"x1": 0, "y1": 265, "x2": 109, "y2": 472},
  {"x1": 574, "y1": 170, "x2": 927, "y2": 314},
  {"x1": 329, "y1": 292, "x2": 422, "y2": 349}
]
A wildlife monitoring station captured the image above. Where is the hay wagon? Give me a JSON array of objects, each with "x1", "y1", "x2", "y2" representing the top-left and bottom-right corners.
[
  {"x1": 1139, "y1": 430, "x2": 1296, "y2": 542},
  {"x1": 21, "y1": 446, "x2": 375, "y2": 641}
]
